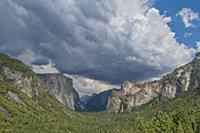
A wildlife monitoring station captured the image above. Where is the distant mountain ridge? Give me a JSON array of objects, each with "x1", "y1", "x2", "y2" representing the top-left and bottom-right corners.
[{"x1": 85, "y1": 89, "x2": 118, "y2": 112}]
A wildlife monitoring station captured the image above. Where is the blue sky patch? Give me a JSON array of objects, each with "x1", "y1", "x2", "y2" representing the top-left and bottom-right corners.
[{"x1": 153, "y1": 0, "x2": 200, "y2": 48}]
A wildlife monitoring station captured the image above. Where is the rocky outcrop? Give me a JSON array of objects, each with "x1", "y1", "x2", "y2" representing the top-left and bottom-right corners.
[
  {"x1": 160, "y1": 63, "x2": 192, "y2": 99},
  {"x1": 0, "y1": 65, "x2": 39, "y2": 99},
  {"x1": 188, "y1": 53, "x2": 200, "y2": 89},
  {"x1": 0, "y1": 54, "x2": 84, "y2": 111},
  {"x1": 107, "y1": 81, "x2": 160, "y2": 112},
  {"x1": 0, "y1": 104, "x2": 11, "y2": 117},
  {"x1": 106, "y1": 90, "x2": 124, "y2": 113},
  {"x1": 107, "y1": 53, "x2": 200, "y2": 113},
  {"x1": 37, "y1": 74, "x2": 83, "y2": 111},
  {"x1": 6, "y1": 91, "x2": 27, "y2": 107},
  {"x1": 85, "y1": 89, "x2": 118, "y2": 112}
]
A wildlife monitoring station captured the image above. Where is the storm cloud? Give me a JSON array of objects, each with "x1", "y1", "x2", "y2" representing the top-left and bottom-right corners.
[
  {"x1": 0, "y1": 0, "x2": 194, "y2": 84},
  {"x1": 31, "y1": 58, "x2": 49, "y2": 66}
]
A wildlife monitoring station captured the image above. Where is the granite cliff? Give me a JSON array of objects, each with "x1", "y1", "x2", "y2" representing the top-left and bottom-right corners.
[
  {"x1": 38, "y1": 74, "x2": 83, "y2": 111},
  {"x1": 106, "y1": 53, "x2": 200, "y2": 113},
  {"x1": 107, "y1": 53, "x2": 200, "y2": 112},
  {"x1": 0, "y1": 54, "x2": 82, "y2": 111},
  {"x1": 0, "y1": 54, "x2": 39, "y2": 99}
]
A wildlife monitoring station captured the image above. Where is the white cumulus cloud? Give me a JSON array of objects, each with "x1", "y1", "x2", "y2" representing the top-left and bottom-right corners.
[
  {"x1": 0, "y1": 0, "x2": 195, "y2": 84},
  {"x1": 177, "y1": 8, "x2": 200, "y2": 28},
  {"x1": 64, "y1": 74, "x2": 119, "y2": 96}
]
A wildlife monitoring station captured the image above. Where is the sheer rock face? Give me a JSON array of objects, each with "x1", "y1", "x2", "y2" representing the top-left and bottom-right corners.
[
  {"x1": 189, "y1": 53, "x2": 200, "y2": 89},
  {"x1": 37, "y1": 74, "x2": 83, "y2": 111},
  {"x1": 0, "y1": 54, "x2": 83, "y2": 111},
  {"x1": 106, "y1": 90, "x2": 123, "y2": 113},
  {"x1": 159, "y1": 63, "x2": 192, "y2": 100},
  {"x1": 107, "y1": 81, "x2": 161, "y2": 112},
  {"x1": 0, "y1": 65, "x2": 39, "y2": 99},
  {"x1": 107, "y1": 53, "x2": 200, "y2": 113},
  {"x1": 0, "y1": 66, "x2": 83, "y2": 111}
]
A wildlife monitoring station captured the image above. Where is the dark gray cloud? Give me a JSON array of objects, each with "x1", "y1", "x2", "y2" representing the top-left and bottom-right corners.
[
  {"x1": 0, "y1": 0, "x2": 194, "y2": 84},
  {"x1": 31, "y1": 58, "x2": 49, "y2": 66}
]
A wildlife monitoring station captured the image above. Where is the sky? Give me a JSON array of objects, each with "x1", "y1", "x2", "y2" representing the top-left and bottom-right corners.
[
  {"x1": 154, "y1": 0, "x2": 200, "y2": 48},
  {"x1": 0, "y1": 0, "x2": 200, "y2": 85}
]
